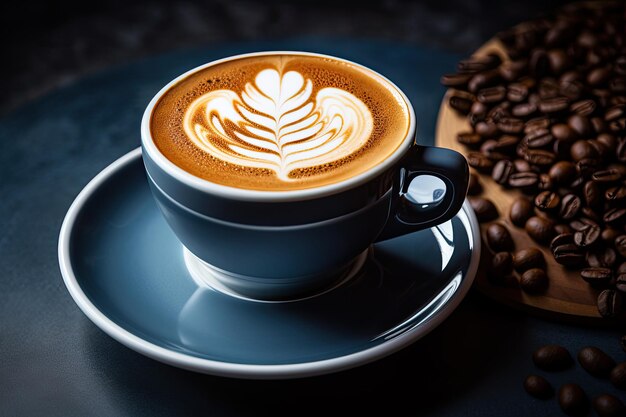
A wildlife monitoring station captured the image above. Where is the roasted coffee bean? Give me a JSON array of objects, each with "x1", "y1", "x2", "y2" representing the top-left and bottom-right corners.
[
  {"x1": 569, "y1": 217, "x2": 598, "y2": 232},
  {"x1": 569, "y1": 175, "x2": 585, "y2": 190},
  {"x1": 513, "y1": 158, "x2": 533, "y2": 173},
  {"x1": 512, "y1": 102, "x2": 537, "y2": 118},
  {"x1": 539, "y1": 78, "x2": 560, "y2": 100},
  {"x1": 469, "y1": 197, "x2": 499, "y2": 222},
  {"x1": 546, "y1": 22, "x2": 576, "y2": 47},
  {"x1": 500, "y1": 59, "x2": 528, "y2": 81},
  {"x1": 480, "y1": 139, "x2": 508, "y2": 161},
  {"x1": 568, "y1": 114, "x2": 593, "y2": 137},
  {"x1": 449, "y1": 95, "x2": 473, "y2": 115},
  {"x1": 587, "y1": 66, "x2": 611, "y2": 86},
  {"x1": 553, "y1": 139, "x2": 572, "y2": 159},
  {"x1": 521, "y1": 268, "x2": 548, "y2": 294},
  {"x1": 524, "y1": 128, "x2": 554, "y2": 148},
  {"x1": 497, "y1": 117, "x2": 525, "y2": 134},
  {"x1": 583, "y1": 181, "x2": 602, "y2": 208},
  {"x1": 523, "y1": 375, "x2": 554, "y2": 400},
  {"x1": 458, "y1": 54, "x2": 501, "y2": 73},
  {"x1": 610, "y1": 362, "x2": 626, "y2": 390},
  {"x1": 577, "y1": 158, "x2": 599, "y2": 178},
  {"x1": 592, "y1": 394, "x2": 625, "y2": 417},
  {"x1": 574, "y1": 224, "x2": 601, "y2": 248},
  {"x1": 549, "y1": 161, "x2": 576, "y2": 185},
  {"x1": 537, "y1": 173, "x2": 553, "y2": 191},
  {"x1": 477, "y1": 86, "x2": 506, "y2": 104},
  {"x1": 456, "y1": 132, "x2": 483, "y2": 147},
  {"x1": 440, "y1": 73, "x2": 473, "y2": 88},
  {"x1": 550, "y1": 233, "x2": 573, "y2": 252},
  {"x1": 606, "y1": 185, "x2": 626, "y2": 202},
  {"x1": 580, "y1": 268, "x2": 613, "y2": 288},
  {"x1": 525, "y1": 116, "x2": 551, "y2": 133},
  {"x1": 513, "y1": 247, "x2": 545, "y2": 272},
  {"x1": 508, "y1": 172, "x2": 539, "y2": 190},
  {"x1": 467, "y1": 173, "x2": 482, "y2": 196},
  {"x1": 570, "y1": 99, "x2": 597, "y2": 116},
  {"x1": 616, "y1": 274, "x2": 626, "y2": 293},
  {"x1": 492, "y1": 160, "x2": 515, "y2": 185},
  {"x1": 587, "y1": 248, "x2": 617, "y2": 269},
  {"x1": 525, "y1": 149, "x2": 557, "y2": 166},
  {"x1": 601, "y1": 228, "x2": 621, "y2": 244},
  {"x1": 607, "y1": 164, "x2": 626, "y2": 177},
  {"x1": 470, "y1": 101, "x2": 488, "y2": 119},
  {"x1": 554, "y1": 224, "x2": 573, "y2": 235},
  {"x1": 548, "y1": 49, "x2": 570, "y2": 75},
  {"x1": 620, "y1": 263, "x2": 626, "y2": 274},
  {"x1": 539, "y1": 96, "x2": 570, "y2": 114},
  {"x1": 615, "y1": 235, "x2": 626, "y2": 258},
  {"x1": 486, "y1": 223, "x2": 514, "y2": 252},
  {"x1": 559, "y1": 383, "x2": 589, "y2": 417},
  {"x1": 606, "y1": 105, "x2": 626, "y2": 122},
  {"x1": 592, "y1": 169, "x2": 622, "y2": 184},
  {"x1": 597, "y1": 289, "x2": 623, "y2": 318},
  {"x1": 618, "y1": 140, "x2": 626, "y2": 163},
  {"x1": 592, "y1": 117, "x2": 607, "y2": 134},
  {"x1": 559, "y1": 194, "x2": 581, "y2": 220},
  {"x1": 551, "y1": 123, "x2": 577, "y2": 142},
  {"x1": 578, "y1": 346, "x2": 616, "y2": 378},
  {"x1": 553, "y1": 243, "x2": 586, "y2": 268},
  {"x1": 488, "y1": 101, "x2": 511, "y2": 122},
  {"x1": 580, "y1": 206, "x2": 601, "y2": 223},
  {"x1": 507, "y1": 82, "x2": 529, "y2": 102},
  {"x1": 533, "y1": 344, "x2": 573, "y2": 371},
  {"x1": 467, "y1": 152, "x2": 494, "y2": 173},
  {"x1": 609, "y1": 118, "x2": 626, "y2": 133},
  {"x1": 535, "y1": 191, "x2": 560, "y2": 212},
  {"x1": 604, "y1": 208, "x2": 626, "y2": 226},
  {"x1": 560, "y1": 79, "x2": 584, "y2": 101},
  {"x1": 494, "y1": 135, "x2": 520, "y2": 152},
  {"x1": 475, "y1": 121, "x2": 499, "y2": 137},
  {"x1": 509, "y1": 197, "x2": 534, "y2": 227},
  {"x1": 589, "y1": 138, "x2": 611, "y2": 158},
  {"x1": 489, "y1": 252, "x2": 513, "y2": 282},
  {"x1": 468, "y1": 69, "x2": 502, "y2": 93},
  {"x1": 525, "y1": 216, "x2": 555, "y2": 243},
  {"x1": 570, "y1": 140, "x2": 597, "y2": 161},
  {"x1": 530, "y1": 49, "x2": 549, "y2": 77}
]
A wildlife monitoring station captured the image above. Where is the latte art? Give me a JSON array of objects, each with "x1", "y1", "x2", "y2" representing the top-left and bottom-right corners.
[
  {"x1": 184, "y1": 68, "x2": 373, "y2": 181},
  {"x1": 150, "y1": 53, "x2": 411, "y2": 191}
]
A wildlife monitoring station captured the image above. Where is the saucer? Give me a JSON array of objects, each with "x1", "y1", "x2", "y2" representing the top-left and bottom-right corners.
[{"x1": 59, "y1": 148, "x2": 480, "y2": 379}]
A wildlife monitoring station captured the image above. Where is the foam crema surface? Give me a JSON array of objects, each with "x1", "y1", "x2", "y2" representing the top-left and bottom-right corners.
[{"x1": 150, "y1": 53, "x2": 411, "y2": 191}]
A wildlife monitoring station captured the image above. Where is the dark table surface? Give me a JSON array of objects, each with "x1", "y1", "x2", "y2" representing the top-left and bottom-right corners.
[{"x1": 1, "y1": 36, "x2": 625, "y2": 417}]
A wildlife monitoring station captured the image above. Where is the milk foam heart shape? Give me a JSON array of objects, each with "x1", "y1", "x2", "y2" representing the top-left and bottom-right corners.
[{"x1": 184, "y1": 68, "x2": 373, "y2": 181}]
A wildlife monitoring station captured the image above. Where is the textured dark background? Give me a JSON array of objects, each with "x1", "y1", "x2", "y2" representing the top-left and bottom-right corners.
[{"x1": 2, "y1": 0, "x2": 575, "y2": 115}]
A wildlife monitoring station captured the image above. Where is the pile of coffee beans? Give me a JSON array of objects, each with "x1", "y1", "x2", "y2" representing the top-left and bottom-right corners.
[
  {"x1": 443, "y1": 1, "x2": 626, "y2": 318},
  {"x1": 525, "y1": 344, "x2": 626, "y2": 416}
]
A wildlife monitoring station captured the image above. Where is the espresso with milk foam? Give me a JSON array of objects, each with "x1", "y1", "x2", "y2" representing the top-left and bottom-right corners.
[{"x1": 150, "y1": 54, "x2": 411, "y2": 191}]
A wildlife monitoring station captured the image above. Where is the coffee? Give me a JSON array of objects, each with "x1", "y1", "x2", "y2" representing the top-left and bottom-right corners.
[{"x1": 150, "y1": 53, "x2": 411, "y2": 191}]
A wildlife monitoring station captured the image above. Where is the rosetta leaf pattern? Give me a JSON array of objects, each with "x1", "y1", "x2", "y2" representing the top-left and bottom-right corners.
[{"x1": 183, "y1": 68, "x2": 373, "y2": 181}]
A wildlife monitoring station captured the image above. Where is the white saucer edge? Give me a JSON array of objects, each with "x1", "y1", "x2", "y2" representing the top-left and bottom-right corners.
[{"x1": 58, "y1": 147, "x2": 482, "y2": 380}]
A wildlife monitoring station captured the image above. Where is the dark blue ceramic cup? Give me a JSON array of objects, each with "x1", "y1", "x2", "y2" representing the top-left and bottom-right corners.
[{"x1": 141, "y1": 52, "x2": 469, "y2": 301}]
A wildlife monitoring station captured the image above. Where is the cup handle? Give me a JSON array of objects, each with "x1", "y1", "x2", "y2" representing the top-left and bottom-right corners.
[{"x1": 376, "y1": 145, "x2": 469, "y2": 242}]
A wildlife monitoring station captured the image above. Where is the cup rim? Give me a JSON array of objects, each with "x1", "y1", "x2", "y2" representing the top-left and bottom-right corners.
[{"x1": 141, "y1": 50, "x2": 416, "y2": 202}]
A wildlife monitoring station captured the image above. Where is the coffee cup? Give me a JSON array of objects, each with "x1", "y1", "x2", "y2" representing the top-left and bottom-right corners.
[{"x1": 141, "y1": 51, "x2": 469, "y2": 301}]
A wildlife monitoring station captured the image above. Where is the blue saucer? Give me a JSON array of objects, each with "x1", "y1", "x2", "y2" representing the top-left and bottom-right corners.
[{"x1": 59, "y1": 148, "x2": 480, "y2": 379}]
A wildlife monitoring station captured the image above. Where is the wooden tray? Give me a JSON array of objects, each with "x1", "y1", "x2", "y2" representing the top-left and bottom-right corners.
[{"x1": 434, "y1": 39, "x2": 603, "y2": 323}]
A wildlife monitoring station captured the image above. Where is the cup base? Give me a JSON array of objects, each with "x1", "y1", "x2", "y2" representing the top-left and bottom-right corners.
[{"x1": 183, "y1": 247, "x2": 369, "y2": 303}]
